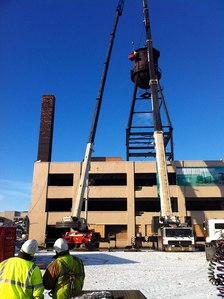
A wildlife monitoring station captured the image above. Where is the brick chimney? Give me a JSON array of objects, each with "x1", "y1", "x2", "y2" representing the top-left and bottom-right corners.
[{"x1": 37, "y1": 95, "x2": 55, "y2": 162}]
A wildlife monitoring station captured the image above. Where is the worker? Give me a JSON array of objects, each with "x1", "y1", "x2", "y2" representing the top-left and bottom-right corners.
[
  {"x1": 43, "y1": 238, "x2": 85, "y2": 299},
  {"x1": 0, "y1": 239, "x2": 44, "y2": 299}
]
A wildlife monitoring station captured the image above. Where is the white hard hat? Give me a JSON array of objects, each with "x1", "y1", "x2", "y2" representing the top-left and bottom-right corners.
[
  {"x1": 21, "y1": 239, "x2": 38, "y2": 256},
  {"x1": 53, "y1": 238, "x2": 68, "y2": 253}
]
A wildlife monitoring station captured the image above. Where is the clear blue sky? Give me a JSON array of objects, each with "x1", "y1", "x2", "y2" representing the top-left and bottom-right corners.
[{"x1": 0, "y1": 0, "x2": 223, "y2": 212}]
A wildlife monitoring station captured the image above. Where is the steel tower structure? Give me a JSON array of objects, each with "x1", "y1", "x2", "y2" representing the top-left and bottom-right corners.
[{"x1": 126, "y1": 2, "x2": 174, "y2": 161}]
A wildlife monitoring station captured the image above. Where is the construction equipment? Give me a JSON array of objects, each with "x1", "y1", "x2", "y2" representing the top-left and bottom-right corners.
[
  {"x1": 0, "y1": 226, "x2": 17, "y2": 262},
  {"x1": 129, "y1": 0, "x2": 194, "y2": 251},
  {"x1": 56, "y1": 0, "x2": 124, "y2": 250},
  {"x1": 204, "y1": 218, "x2": 224, "y2": 260},
  {"x1": 207, "y1": 219, "x2": 224, "y2": 297},
  {"x1": 144, "y1": 0, "x2": 194, "y2": 251},
  {"x1": 144, "y1": 0, "x2": 194, "y2": 252}
]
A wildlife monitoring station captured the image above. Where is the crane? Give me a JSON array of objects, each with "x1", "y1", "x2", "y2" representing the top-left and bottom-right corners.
[
  {"x1": 143, "y1": 0, "x2": 194, "y2": 251},
  {"x1": 127, "y1": 0, "x2": 194, "y2": 251},
  {"x1": 143, "y1": 0, "x2": 174, "y2": 225},
  {"x1": 56, "y1": 0, "x2": 124, "y2": 250}
]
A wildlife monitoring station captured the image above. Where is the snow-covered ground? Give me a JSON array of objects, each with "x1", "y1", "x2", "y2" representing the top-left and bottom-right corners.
[{"x1": 34, "y1": 249, "x2": 218, "y2": 299}]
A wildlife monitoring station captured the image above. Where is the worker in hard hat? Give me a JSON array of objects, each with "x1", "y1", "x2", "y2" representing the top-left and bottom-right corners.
[
  {"x1": 0, "y1": 239, "x2": 44, "y2": 299},
  {"x1": 43, "y1": 238, "x2": 85, "y2": 299}
]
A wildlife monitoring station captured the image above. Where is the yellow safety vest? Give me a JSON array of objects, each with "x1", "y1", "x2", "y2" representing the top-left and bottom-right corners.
[
  {"x1": 53, "y1": 255, "x2": 85, "y2": 299},
  {"x1": 0, "y1": 256, "x2": 44, "y2": 299}
]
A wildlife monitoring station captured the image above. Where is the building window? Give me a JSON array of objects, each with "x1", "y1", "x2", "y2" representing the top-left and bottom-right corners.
[
  {"x1": 135, "y1": 198, "x2": 160, "y2": 212},
  {"x1": 168, "y1": 173, "x2": 177, "y2": 185},
  {"x1": 89, "y1": 174, "x2": 127, "y2": 186},
  {"x1": 134, "y1": 174, "x2": 157, "y2": 186},
  {"x1": 186, "y1": 198, "x2": 224, "y2": 211},
  {"x1": 105, "y1": 225, "x2": 127, "y2": 240},
  {"x1": 46, "y1": 225, "x2": 70, "y2": 247},
  {"x1": 48, "y1": 174, "x2": 73, "y2": 186},
  {"x1": 86, "y1": 198, "x2": 127, "y2": 211},
  {"x1": 46, "y1": 198, "x2": 72, "y2": 212},
  {"x1": 176, "y1": 167, "x2": 224, "y2": 186},
  {"x1": 171, "y1": 198, "x2": 178, "y2": 212},
  {"x1": 134, "y1": 173, "x2": 176, "y2": 187},
  {"x1": 135, "y1": 197, "x2": 178, "y2": 213}
]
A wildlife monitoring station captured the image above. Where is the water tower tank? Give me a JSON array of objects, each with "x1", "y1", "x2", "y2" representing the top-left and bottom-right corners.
[{"x1": 129, "y1": 47, "x2": 161, "y2": 89}]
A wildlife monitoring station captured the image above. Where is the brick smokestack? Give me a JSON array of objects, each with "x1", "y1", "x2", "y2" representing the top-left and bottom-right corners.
[{"x1": 37, "y1": 95, "x2": 55, "y2": 162}]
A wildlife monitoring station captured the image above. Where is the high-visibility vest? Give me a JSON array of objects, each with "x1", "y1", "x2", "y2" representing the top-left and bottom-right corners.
[
  {"x1": 0, "y1": 257, "x2": 44, "y2": 299},
  {"x1": 53, "y1": 255, "x2": 85, "y2": 299}
]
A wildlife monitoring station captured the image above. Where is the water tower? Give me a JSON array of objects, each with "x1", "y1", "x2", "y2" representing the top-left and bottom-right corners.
[{"x1": 126, "y1": 45, "x2": 173, "y2": 161}]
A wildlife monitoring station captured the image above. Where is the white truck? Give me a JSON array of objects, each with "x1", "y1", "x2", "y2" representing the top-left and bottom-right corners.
[
  {"x1": 204, "y1": 218, "x2": 224, "y2": 260},
  {"x1": 156, "y1": 226, "x2": 195, "y2": 252}
]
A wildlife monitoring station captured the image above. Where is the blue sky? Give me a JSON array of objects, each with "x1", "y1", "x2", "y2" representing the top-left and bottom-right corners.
[{"x1": 1, "y1": 0, "x2": 223, "y2": 212}]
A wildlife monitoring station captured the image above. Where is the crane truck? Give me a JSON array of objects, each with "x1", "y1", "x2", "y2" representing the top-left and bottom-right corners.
[
  {"x1": 141, "y1": 0, "x2": 195, "y2": 252},
  {"x1": 56, "y1": 0, "x2": 124, "y2": 250}
]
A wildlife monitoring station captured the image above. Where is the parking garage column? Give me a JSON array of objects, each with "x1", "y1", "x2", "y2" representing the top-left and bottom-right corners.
[
  {"x1": 126, "y1": 162, "x2": 135, "y2": 246},
  {"x1": 29, "y1": 162, "x2": 49, "y2": 246},
  {"x1": 177, "y1": 186, "x2": 187, "y2": 223}
]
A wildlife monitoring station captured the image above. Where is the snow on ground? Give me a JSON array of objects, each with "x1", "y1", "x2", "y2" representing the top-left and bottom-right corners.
[{"x1": 35, "y1": 249, "x2": 218, "y2": 299}]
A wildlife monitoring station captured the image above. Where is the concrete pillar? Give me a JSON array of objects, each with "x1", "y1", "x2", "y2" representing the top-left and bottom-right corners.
[
  {"x1": 177, "y1": 186, "x2": 187, "y2": 223},
  {"x1": 29, "y1": 162, "x2": 49, "y2": 246},
  {"x1": 126, "y1": 162, "x2": 135, "y2": 246}
]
